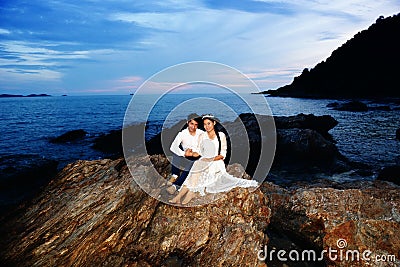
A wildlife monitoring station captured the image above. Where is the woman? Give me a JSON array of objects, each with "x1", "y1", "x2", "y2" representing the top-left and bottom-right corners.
[{"x1": 169, "y1": 114, "x2": 258, "y2": 205}]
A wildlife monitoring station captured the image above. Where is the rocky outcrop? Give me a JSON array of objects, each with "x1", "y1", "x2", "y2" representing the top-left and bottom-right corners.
[
  {"x1": 329, "y1": 101, "x2": 368, "y2": 112},
  {"x1": 49, "y1": 129, "x2": 88, "y2": 143},
  {"x1": 99, "y1": 113, "x2": 348, "y2": 179},
  {"x1": 0, "y1": 156, "x2": 270, "y2": 267},
  {"x1": 1, "y1": 153, "x2": 398, "y2": 266},
  {"x1": 262, "y1": 180, "x2": 400, "y2": 266},
  {"x1": 0, "y1": 154, "x2": 58, "y2": 214},
  {"x1": 273, "y1": 113, "x2": 338, "y2": 135},
  {"x1": 225, "y1": 113, "x2": 351, "y2": 177},
  {"x1": 377, "y1": 165, "x2": 400, "y2": 185}
]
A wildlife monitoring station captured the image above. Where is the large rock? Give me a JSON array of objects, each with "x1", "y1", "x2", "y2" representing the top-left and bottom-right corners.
[
  {"x1": 49, "y1": 129, "x2": 88, "y2": 143},
  {"x1": 0, "y1": 154, "x2": 58, "y2": 213},
  {"x1": 330, "y1": 101, "x2": 368, "y2": 112},
  {"x1": 276, "y1": 128, "x2": 340, "y2": 163},
  {"x1": 225, "y1": 114, "x2": 349, "y2": 176},
  {"x1": 0, "y1": 156, "x2": 270, "y2": 267},
  {"x1": 377, "y1": 165, "x2": 400, "y2": 185},
  {"x1": 274, "y1": 113, "x2": 338, "y2": 136},
  {"x1": 262, "y1": 180, "x2": 400, "y2": 266}
]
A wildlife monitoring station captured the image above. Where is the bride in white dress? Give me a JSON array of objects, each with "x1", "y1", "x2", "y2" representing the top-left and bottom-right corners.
[{"x1": 169, "y1": 114, "x2": 258, "y2": 205}]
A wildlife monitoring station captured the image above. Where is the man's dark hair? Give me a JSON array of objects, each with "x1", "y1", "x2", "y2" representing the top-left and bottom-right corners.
[{"x1": 187, "y1": 113, "x2": 200, "y2": 122}]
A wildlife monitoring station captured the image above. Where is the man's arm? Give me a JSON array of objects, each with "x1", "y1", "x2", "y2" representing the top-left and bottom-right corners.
[{"x1": 170, "y1": 132, "x2": 185, "y2": 157}]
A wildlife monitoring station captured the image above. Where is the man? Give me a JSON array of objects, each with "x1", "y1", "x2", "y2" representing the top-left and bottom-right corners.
[{"x1": 167, "y1": 113, "x2": 203, "y2": 193}]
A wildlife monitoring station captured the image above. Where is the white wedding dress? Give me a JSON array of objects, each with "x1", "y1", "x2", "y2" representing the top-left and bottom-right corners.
[{"x1": 181, "y1": 131, "x2": 258, "y2": 196}]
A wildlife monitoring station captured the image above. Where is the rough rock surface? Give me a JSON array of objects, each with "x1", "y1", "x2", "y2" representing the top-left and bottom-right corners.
[
  {"x1": 0, "y1": 156, "x2": 270, "y2": 267},
  {"x1": 262, "y1": 180, "x2": 400, "y2": 266}
]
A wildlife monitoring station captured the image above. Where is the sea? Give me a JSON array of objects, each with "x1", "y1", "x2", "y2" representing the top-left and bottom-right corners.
[{"x1": 1, "y1": 94, "x2": 399, "y2": 176}]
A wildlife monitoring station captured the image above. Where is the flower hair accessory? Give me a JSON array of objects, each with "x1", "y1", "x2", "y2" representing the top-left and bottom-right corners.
[{"x1": 202, "y1": 114, "x2": 215, "y2": 119}]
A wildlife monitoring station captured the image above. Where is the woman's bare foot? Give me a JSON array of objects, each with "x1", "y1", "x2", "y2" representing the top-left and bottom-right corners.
[
  {"x1": 169, "y1": 194, "x2": 181, "y2": 204},
  {"x1": 181, "y1": 191, "x2": 195, "y2": 205}
]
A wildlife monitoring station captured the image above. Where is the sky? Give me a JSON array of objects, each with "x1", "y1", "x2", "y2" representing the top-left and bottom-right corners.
[{"x1": 0, "y1": 0, "x2": 399, "y2": 95}]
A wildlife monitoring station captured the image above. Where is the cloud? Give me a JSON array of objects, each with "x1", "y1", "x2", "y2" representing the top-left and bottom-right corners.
[
  {"x1": 0, "y1": 28, "x2": 11, "y2": 35},
  {"x1": 1, "y1": 0, "x2": 399, "y2": 94}
]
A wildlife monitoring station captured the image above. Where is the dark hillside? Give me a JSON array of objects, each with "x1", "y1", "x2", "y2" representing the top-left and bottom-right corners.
[{"x1": 264, "y1": 13, "x2": 400, "y2": 98}]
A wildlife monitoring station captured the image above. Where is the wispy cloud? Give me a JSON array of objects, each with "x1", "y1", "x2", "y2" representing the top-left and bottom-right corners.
[{"x1": 0, "y1": 0, "x2": 399, "y2": 94}]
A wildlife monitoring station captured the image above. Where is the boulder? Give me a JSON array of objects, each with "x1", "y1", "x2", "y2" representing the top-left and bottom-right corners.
[
  {"x1": 275, "y1": 128, "x2": 341, "y2": 165},
  {"x1": 262, "y1": 180, "x2": 400, "y2": 266},
  {"x1": 330, "y1": 101, "x2": 368, "y2": 112},
  {"x1": 92, "y1": 129, "x2": 122, "y2": 155},
  {"x1": 377, "y1": 165, "x2": 400, "y2": 185},
  {"x1": 49, "y1": 129, "x2": 87, "y2": 143},
  {"x1": 0, "y1": 156, "x2": 270, "y2": 267},
  {"x1": 0, "y1": 154, "x2": 58, "y2": 213},
  {"x1": 273, "y1": 113, "x2": 338, "y2": 135}
]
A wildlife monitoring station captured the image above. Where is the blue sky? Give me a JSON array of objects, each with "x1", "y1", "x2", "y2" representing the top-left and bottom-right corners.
[{"x1": 0, "y1": 0, "x2": 399, "y2": 95}]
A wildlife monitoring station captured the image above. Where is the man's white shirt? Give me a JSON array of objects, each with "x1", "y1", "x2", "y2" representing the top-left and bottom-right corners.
[{"x1": 170, "y1": 128, "x2": 204, "y2": 157}]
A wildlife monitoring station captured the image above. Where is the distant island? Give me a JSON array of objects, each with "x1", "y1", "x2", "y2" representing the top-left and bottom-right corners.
[
  {"x1": 0, "y1": 94, "x2": 52, "y2": 98},
  {"x1": 263, "y1": 13, "x2": 400, "y2": 99}
]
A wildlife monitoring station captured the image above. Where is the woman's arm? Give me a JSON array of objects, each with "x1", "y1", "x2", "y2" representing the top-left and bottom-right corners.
[{"x1": 192, "y1": 133, "x2": 204, "y2": 158}]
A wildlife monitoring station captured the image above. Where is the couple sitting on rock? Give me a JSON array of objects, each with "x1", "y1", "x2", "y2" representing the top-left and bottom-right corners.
[{"x1": 167, "y1": 113, "x2": 258, "y2": 205}]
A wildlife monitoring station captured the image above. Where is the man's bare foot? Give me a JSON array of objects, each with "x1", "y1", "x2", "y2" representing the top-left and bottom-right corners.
[
  {"x1": 168, "y1": 174, "x2": 178, "y2": 183},
  {"x1": 166, "y1": 185, "x2": 176, "y2": 195}
]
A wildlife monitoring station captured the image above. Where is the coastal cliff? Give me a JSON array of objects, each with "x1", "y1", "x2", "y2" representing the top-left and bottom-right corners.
[{"x1": 263, "y1": 13, "x2": 400, "y2": 98}]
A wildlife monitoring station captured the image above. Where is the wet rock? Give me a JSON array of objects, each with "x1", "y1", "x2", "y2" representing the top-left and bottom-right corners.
[
  {"x1": 275, "y1": 128, "x2": 346, "y2": 171},
  {"x1": 0, "y1": 154, "x2": 58, "y2": 213},
  {"x1": 224, "y1": 113, "x2": 345, "y2": 177},
  {"x1": 262, "y1": 180, "x2": 400, "y2": 266},
  {"x1": 49, "y1": 129, "x2": 88, "y2": 143},
  {"x1": 330, "y1": 101, "x2": 368, "y2": 112},
  {"x1": 377, "y1": 165, "x2": 400, "y2": 185},
  {"x1": 327, "y1": 102, "x2": 339, "y2": 108},
  {"x1": 369, "y1": 105, "x2": 391, "y2": 111},
  {"x1": 92, "y1": 129, "x2": 122, "y2": 155},
  {"x1": 0, "y1": 156, "x2": 270, "y2": 267},
  {"x1": 273, "y1": 113, "x2": 338, "y2": 136}
]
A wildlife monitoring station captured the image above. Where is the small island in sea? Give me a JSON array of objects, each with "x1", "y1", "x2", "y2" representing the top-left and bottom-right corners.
[{"x1": 0, "y1": 93, "x2": 52, "y2": 98}]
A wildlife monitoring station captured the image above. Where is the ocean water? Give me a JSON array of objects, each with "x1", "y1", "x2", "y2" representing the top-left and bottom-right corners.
[{"x1": 0, "y1": 94, "x2": 399, "y2": 172}]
